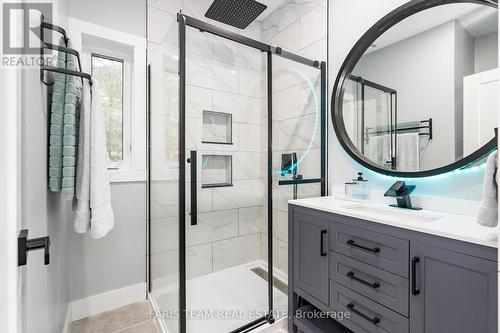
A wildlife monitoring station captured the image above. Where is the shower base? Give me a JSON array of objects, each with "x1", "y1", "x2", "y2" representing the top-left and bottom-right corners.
[{"x1": 150, "y1": 260, "x2": 288, "y2": 333}]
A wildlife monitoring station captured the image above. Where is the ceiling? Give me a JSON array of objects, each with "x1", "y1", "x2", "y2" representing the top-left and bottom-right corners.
[
  {"x1": 255, "y1": 0, "x2": 287, "y2": 21},
  {"x1": 367, "y1": 3, "x2": 498, "y2": 53}
]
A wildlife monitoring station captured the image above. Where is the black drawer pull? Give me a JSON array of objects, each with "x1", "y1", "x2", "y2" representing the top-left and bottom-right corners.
[
  {"x1": 320, "y1": 230, "x2": 327, "y2": 256},
  {"x1": 347, "y1": 303, "x2": 380, "y2": 325},
  {"x1": 346, "y1": 239, "x2": 380, "y2": 253},
  {"x1": 411, "y1": 256, "x2": 420, "y2": 295},
  {"x1": 346, "y1": 271, "x2": 380, "y2": 289}
]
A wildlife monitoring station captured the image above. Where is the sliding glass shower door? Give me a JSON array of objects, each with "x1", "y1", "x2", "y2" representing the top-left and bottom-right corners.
[
  {"x1": 344, "y1": 76, "x2": 396, "y2": 169},
  {"x1": 148, "y1": 13, "x2": 326, "y2": 333},
  {"x1": 272, "y1": 56, "x2": 326, "y2": 312},
  {"x1": 182, "y1": 24, "x2": 272, "y2": 333}
]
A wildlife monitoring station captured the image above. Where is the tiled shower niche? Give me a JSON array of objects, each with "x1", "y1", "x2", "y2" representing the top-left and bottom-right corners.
[
  {"x1": 202, "y1": 154, "x2": 233, "y2": 188},
  {"x1": 202, "y1": 110, "x2": 233, "y2": 144}
]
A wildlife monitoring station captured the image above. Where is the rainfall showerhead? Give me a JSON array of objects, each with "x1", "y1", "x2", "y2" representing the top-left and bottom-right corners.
[{"x1": 205, "y1": 0, "x2": 267, "y2": 29}]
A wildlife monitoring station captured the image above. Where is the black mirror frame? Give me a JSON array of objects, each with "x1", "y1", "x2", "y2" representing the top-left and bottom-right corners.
[{"x1": 332, "y1": 0, "x2": 498, "y2": 178}]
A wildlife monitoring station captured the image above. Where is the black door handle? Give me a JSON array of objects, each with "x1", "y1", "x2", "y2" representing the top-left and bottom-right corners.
[
  {"x1": 346, "y1": 303, "x2": 380, "y2": 325},
  {"x1": 346, "y1": 239, "x2": 380, "y2": 253},
  {"x1": 320, "y1": 230, "x2": 327, "y2": 256},
  {"x1": 411, "y1": 256, "x2": 420, "y2": 295},
  {"x1": 188, "y1": 151, "x2": 197, "y2": 226},
  {"x1": 346, "y1": 271, "x2": 380, "y2": 289},
  {"x1": 18, "y1": 229, "x2": 50, "y2": 266}
]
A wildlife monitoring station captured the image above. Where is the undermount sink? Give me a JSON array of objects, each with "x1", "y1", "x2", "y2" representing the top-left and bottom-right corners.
[{"x1": 339, "y1": 203, "x2": 441, "y2": 224}]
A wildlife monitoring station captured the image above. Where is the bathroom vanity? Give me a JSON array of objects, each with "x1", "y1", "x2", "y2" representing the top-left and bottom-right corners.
[{"x1": 288, "y1": 197, "x2": 498, "y2": 333}]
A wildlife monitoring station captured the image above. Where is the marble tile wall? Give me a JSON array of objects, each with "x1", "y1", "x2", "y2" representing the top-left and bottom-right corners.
[
  {"x1": 260, "y1": 0, "x2": 328, "y2": 277},
  {"x1": 147, "y1": 0, "x2": 267, "y2": 290},
  {"x1": 148, "y1": 0, "x2": 327, "y2": 290}
]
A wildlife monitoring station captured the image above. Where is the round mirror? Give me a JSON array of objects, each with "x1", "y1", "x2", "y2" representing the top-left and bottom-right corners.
[{"x1": 332, "y1": 0, "x2": 498, "y2": 177}]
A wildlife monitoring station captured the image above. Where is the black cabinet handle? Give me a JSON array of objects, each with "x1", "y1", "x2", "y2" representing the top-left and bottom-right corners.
[
  {"x1": 320, "y1": 230, "x2": 327, "y2": 256},
  {"x1": 188, "y1": 151, "x2": 197, "y2": 226},
  {"x1": 346, "y1": 303, "x2": 380, "y2": 325},
  {"x1": 346, "y1": 271, "x2": 380, "y2": 289},
  {"x1": 411, "y1": 256, "x2": 420, "y2": 295},
  {"x1": 346, "y1": 239, "x2": 380, "y2": 253}
]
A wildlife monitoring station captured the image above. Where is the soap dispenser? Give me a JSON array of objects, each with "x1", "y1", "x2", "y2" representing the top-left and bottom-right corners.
[{"x1": 353, "y1": 172, "x2": 369, "y2": 200}]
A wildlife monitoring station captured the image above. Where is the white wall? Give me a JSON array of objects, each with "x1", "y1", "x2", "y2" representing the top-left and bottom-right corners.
[
  {"x1": 69, "y1": 0, "x2": 145, "y2": 38},
  {"x1": 355, "y1": 21, "x2": 457, "y2": 171},
  {"x1": 20, "y1": 1, "x2": 72, "y2": 332},
  {"x1": 0, "y1": 40, "x2": 20, "y2": 333},
  {"x1": 475, "y1": 32, "x2": 498, "y2": 72},
  {"x1": 68, "y1": 183, "x2": 146, "y2": 300},
  {"x1": 454, "y1": 21, "x2": 475, "y2": 159},
  {"x1": 329, "y1": 0, "x2": 486, "y2": 202},
  {"x1": 67, "y1": 0, "x2": 147, "y2": 303}
]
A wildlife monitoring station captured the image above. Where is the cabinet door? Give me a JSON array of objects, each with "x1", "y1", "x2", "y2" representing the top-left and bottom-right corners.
[
  {"x1": 410, "y1": 242, "x2": 497, "y2": 333},
  {"x1": 293, "y1": 212, "x2": 330, "y2": 305}
]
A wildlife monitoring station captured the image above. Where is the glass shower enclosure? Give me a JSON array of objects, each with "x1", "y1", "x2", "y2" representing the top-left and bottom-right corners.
[
  {"x1": 148, "y1": 13, "x2": 326, "y2": 333},
  {"x1": 344, "y1": 75, "x2": 397, "y2": 169}
]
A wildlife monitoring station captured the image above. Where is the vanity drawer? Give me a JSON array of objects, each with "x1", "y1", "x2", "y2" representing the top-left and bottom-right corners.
[
  {"x1": 330, "y1": 222, "x2": 409, "y2": 277},
  {"x1": 330, "y1": 281, "x2": 408, "y2": 333},
  {"x1": 330, "y1": 253, "x2": 408, "y2": 316}
]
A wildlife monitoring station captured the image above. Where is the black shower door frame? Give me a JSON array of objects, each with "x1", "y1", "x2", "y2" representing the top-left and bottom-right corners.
[{"x1": 175, "y1": 13, "x2": 327, "y2": 333}]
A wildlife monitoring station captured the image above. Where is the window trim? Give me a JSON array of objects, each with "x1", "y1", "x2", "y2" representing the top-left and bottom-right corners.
[{"x1": 69, "y1": 18, "x2": 147, "y2": 183}]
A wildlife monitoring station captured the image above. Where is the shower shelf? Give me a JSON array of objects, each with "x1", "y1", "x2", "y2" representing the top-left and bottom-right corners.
[
  {"x1": 366, "y1": 118, "x2": 433, "y2": 139},
  {"x1": 202, "y1": 110, "x2": 233, "y2": 145},
  {"x1": 202, "y1": 183, "x2": 234, "y2": 188},
  {"x1": 201, "y1": 155, "x2": 233, "y2": 188}
]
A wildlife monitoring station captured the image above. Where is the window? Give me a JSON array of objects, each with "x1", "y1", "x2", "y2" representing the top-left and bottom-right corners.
[
  {"x1": 84, "y1": 42, "x2": 132, "y2": 171},
  {"x1": 75, "y1": 18, "x2": 147, "y2": 182},
  {"x1": 91, "y1": 54, "x2": 125, "y2": 165}
]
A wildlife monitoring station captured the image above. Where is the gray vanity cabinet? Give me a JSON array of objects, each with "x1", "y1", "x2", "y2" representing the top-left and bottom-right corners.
[
  {"x1": 293, "y1": 211, "x2": 330, "y2": 305},
  {"x1": 289, "y1": 204, "x2": 497, "y2": 333},
  {"x1": 410, "y1": 241, "x2": 497, "y2": 333}
]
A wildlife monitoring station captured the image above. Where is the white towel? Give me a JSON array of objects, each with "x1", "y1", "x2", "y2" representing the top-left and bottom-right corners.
[
  {"x1": 74, "y1": 79, "x2": 114, "y2": 239},
  {"x1": 396, "y1": 133, "x2": 420, "y2": 172},
  {"x1": 365, "y1": 134, "x2": 391, "y2": 168},
  {"x1": 477, "y1": 151, "x2": 498, "y2": 227}
]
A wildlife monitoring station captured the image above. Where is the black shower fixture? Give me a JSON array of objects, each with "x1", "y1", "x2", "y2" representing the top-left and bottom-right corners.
[{"x1": 205, "y1": 0, "x2": 267, "y2": 29}]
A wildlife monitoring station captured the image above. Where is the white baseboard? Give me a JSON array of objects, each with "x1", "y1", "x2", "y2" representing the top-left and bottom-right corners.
[
  {"x1": 70, "y1": 283, "x2": 147, "y2": 321},
  {"x1": 62, "y1": 305, "x2": 72, "y2": 333}
]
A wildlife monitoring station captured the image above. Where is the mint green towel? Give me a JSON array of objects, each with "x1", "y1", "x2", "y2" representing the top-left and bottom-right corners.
[
  {"x1": 61, "y1": 40, "x2": 82, "y2": 200},
  {"x1": 48, "y1": 37, "x2": 67, "y2": 192}
]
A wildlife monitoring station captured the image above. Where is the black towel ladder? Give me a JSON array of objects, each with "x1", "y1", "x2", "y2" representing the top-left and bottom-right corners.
[{"x1": 39, "y1": 14, "x2": 92, "y2": 86}]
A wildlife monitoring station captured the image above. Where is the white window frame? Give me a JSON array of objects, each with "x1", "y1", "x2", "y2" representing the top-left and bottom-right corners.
[
  {"x1": 87, "y1": 49, "x2": 131, "y2": 170},
  {"x1": 69, "y1": 18, "x2": 147, "y2": 182}
]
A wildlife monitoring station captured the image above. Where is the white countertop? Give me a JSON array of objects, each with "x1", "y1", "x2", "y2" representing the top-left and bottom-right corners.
[{"x1": 289, "y1": 196, "x2": 498, "y2": 248}]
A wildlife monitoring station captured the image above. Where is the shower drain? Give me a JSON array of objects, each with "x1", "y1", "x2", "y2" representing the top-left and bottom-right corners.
[{"x1": 251, "y1": 267, "x2": 288, "y2": 295}]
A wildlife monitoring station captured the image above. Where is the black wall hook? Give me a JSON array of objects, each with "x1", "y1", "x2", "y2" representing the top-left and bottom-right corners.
[{"x1": 18, "y1": 229, "x2": 50, "y2": 266}]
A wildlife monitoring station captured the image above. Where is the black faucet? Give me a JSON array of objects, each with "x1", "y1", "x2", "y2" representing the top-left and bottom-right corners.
[{"x1": 384, "y1": 181, "x2": 421, "y2": 210}]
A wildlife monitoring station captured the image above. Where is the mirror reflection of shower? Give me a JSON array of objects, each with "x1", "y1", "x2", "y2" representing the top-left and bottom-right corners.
[{"x1": 344, "y1": 75, "x2": 433, "y2": 172}]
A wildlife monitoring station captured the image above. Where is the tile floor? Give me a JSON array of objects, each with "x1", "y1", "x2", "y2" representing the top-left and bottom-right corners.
[{"x1": 71, "y1": 301, "x2": 158, "y2": 333}]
